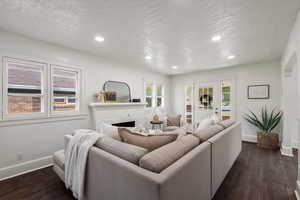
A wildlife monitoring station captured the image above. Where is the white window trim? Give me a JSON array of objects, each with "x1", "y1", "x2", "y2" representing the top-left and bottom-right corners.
[
  {"x1": 144, "y1": 81, "x2": 165, "y2": 109},
  {"x1": 2, "y1": 57, "x2": 48, "y2": 120},
  {"x1": 50, "y1": 64, "x2": 82, "y2": 116},
  {"x1": 156, "y1": 84, "x2": 164, "y2": 108}
]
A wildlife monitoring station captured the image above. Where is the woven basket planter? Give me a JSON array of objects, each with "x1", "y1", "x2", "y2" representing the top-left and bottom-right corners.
[{"x1": 257, "y1": 132, "x2": 279, "y2": 150}]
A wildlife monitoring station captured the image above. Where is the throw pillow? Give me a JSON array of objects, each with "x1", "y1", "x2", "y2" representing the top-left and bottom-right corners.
[
  {"x1": 102, "y1": 123, "x2": 122, "y2": 141},
  {"x1": 211, "y1": 113, "x2": 221, "y2": 124},
  {"x1": 197, "y1": 117, "x2": 214, "y2": 131},
  {"x1": 118, "y1": 128, "x2": 178, "y2": 151},
  {"x1": 167, "y1": 115, "x2": 182, "y2": 127}
]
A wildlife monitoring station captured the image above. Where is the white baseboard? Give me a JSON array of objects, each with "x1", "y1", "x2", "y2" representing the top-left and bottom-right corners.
[
  {"x1": 0, "y1": 155, "x2": 53, "y2": 181},
  {"x1": 242, "y1": 134, "x2": 257, "y2": 143},
  {"x1": 281, "y1": 145, "x2": 294, "y2": 157},
  {"x1": 295, "y1": 181, "x2": 300, "y2": 200},
  {"x1": 296, "y1": 190, "x2": 300, "y2": 200},
  {"x1": 292, "y1": 140, "x2": 299, "y2": 149}
]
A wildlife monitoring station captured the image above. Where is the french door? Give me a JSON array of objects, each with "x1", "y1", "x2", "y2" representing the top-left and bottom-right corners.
[
  {"x1": 185, "y1": 79, "x2": 235, "y2": 131},
  {"x1": 194, "y1": 81, "x2": 220, "y2": 127}
]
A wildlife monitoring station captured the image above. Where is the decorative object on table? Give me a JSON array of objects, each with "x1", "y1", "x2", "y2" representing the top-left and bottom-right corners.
[
  {"x1": 247, "y1": 84, "x2": 270, "y2": 99},
  {"x1": 152, "y1": 107, "x2": 162, "y2": 122},
  {"x1": 243, "y1": 106, "x2": 282, "y2": 150},
  {"x1": 103, "y1": 81, "x2": 131, "y2": 102},
  {"x1": 150, "y1": 120, "x2": 164, "y2": 130}
]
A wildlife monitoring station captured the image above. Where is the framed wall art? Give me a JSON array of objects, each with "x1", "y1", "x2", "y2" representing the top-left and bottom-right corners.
[{"x1": 247, "y1": 84, "x2": 270, "y2": 99}]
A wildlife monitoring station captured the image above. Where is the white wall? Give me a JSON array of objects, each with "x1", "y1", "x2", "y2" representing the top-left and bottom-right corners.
[
  {"x1": 170, "y1": 60, "x2": 282, "y2": 142},
  {"x1": 0, "y1": 30, "x2": 171, "y2": 180},
  {"x1": 281, "y1": 10, "x2": 300, "y2": 195}
]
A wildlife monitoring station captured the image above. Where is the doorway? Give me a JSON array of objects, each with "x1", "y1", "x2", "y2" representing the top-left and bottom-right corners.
[{"x1": 185, "y1": 79, "x2": 235, "y2": 131}]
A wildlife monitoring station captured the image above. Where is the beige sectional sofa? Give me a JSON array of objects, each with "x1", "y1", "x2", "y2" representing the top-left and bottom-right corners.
[{"x1": 53, "y1": 121, "x2": 242, "y2": 200}]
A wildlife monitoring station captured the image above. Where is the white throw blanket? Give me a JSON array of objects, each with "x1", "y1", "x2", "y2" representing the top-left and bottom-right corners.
[{"x1": 65, "y1": 129, "x2": 102, "y2": 200}]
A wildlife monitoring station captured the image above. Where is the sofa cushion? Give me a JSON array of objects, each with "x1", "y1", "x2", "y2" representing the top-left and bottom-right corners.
[
  {"x1": 193, "y1": 124, "x2": 224, "y2": 142},
  {"x1": 139, "y1": 135, "x2": 199, "y2": 173},
  {"x1": 217, "y1": 119, "x2": 236, "y2": 128},
  {"x1": 102, "y1": 123, "x2": 122, "y2": 141},
  {"x1": 96, "y1": 136, "x2": 148, "y2": 165},
  {"x1": 53, "y1": 149, "x2": 65, "y2": 170},
  {"x1": 118, "y1": 128, "x2": 178, "y2": 151},
  {"x1": 167, "y1": 115, "x2": 181, "y2": 127}
]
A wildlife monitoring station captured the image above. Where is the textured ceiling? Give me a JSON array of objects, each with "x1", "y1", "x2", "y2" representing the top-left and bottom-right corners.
[{"x1": 0, "y1": 0, "x2": 299, "y2": 74}]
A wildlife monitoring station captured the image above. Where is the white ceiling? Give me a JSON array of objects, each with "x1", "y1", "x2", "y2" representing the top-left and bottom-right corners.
[{"x1": 0, "y1": 0, "x2": 299, "y2": 75}]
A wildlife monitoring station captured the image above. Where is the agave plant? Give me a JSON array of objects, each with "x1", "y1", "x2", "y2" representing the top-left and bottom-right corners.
[{"x1": 244, "y1": 107, "x2": 282, "y2": 133}]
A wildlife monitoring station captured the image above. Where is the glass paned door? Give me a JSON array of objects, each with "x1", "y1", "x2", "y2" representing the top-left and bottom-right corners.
[
  {"x1": 194, "y1": 81, "x2": 220, "y2": 127},
  {"x1": 221, "y1": 80, "x2": 233, "y2": 120}
]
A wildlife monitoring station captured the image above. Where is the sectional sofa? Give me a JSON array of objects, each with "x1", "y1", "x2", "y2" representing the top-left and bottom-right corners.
[{"x1": 53, "y1": 120, "x2": 242, "y2": 200}]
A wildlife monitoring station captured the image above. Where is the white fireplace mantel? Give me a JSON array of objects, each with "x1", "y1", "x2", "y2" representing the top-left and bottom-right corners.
[
  {"x1": 89, "y1": 102, "x2": 146, "y2": 107},
  {"x1": 89, "y1": 102, "x2": 147, "y2": 131}
]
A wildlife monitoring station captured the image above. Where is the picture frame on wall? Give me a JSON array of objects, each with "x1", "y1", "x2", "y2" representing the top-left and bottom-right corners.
[{"x1": 247, "y1": 84, "x2": 270, "y2": 99}]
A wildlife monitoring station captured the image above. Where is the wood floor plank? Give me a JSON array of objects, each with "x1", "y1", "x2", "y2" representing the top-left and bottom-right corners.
[{"x1": 0, "y1": 142, "x2": 297, "y2": 200}]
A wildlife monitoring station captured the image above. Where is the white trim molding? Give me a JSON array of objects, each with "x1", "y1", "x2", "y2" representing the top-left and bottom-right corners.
[
  {"x1": 280, "y1": 145, "x2": 294, "y2": 157},
  {"x1": 0, "y1": 155, "x2": 53, "y2": 181},
  {"x1": 242, "y1": 134, "x2": 257, "y2": 143},
  {"x1": 295, "y1": 180, "x2": 300, "y2": 200}
]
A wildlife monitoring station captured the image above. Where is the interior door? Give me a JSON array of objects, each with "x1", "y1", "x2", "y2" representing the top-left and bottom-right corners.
[{"x1": 194, "y1": 81, "x2": 220, "y2": 127}]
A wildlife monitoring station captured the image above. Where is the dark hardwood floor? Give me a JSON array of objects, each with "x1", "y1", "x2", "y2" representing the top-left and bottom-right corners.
[{"x1": 0, "y1": 142, "x2": 297, "y2": 200}]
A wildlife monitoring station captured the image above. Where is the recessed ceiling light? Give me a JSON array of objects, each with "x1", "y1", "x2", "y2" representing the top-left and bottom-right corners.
[
  {"x1": 94, "y1": 36, "x2": 105, "y2": 42},
  {"x1": 227, "y1": 55, "x2": 235, "y2": 60},
  {"x1": 212, "y1": 35, "x2": 222, "y2": 42},
  {"x1": 145, "y1": 56, "x2": 152, "y2": 60},
  {"x1": 172, "y1": 66, "x2": 178, "y2": 69}
]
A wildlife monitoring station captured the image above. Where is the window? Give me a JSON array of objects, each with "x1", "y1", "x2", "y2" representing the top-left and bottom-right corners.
[
  {"x1": 221, "y1": 81, "x2": 232, "y2": 120},
  {"x1": 145, "y1": 84, "x2": 153, "y2": 108},
  {"x1": 3, "y1": 57, "x2": 47, "y2": 118},
  {"x1": 145, "y1": 83, "x2": 164, "y2": 108},
  {"x1": 1, "y1": 57, "x2": 83, "y2": 120},
  {"x1": 156, "y1": 84, "x2": 164, "y2": 107},
  {"x1": 51, "y1": 66, "x2": 80, "y2": 113}
]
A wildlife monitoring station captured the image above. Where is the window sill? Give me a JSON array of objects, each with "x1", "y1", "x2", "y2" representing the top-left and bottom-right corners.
[{"x1": 0, "y1": 113, "x2": 88, "y2": 127}]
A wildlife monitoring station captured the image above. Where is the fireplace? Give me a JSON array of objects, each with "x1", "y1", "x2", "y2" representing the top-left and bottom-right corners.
[{"x1": 112, "y1": 121, "x2": 135, "y2": 127}]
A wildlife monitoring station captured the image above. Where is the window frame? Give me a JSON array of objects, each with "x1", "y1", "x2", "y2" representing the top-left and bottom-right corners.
[
  {"x1": 145, "y1": 83, "x2": 154, "y2": 108},
  {"x1": 156, "y1": 84, "x2": 164, "y2": 108},
  {"x1": 2, "y1": 57, "x2": 48, "y2": 120},
  {"x1": 144, "y1": 82, "x2": 165, "y2": 109},
  {"x1": 50, "y1": 64, "x2": 82, "y2": 116}
]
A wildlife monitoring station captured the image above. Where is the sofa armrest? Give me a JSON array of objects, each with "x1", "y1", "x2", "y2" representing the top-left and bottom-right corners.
[
  {"x1": 64, "y1": 135, "x2": 73, "y2": 151},
  {"x1": 83, "y1": 147, "x2": 163, "y2": 200},
  {"x1": 208, "y1": 122, "x2": 242, "y2": 197}
]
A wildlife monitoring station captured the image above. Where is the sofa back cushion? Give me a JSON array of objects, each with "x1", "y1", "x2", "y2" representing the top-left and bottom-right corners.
[
  {"x1": 217, "y1": 119, "x2": 236, "y2": 128},
  {"x1": 96, "y1": 136, "x2": 148, "y2": 165},
  {"x1": 194, "y1": 124, "x2": 224, "y2": 142},
  {"x1": 167, "y1": 114, "x2": 181, "y2": 127},
  {"x1": 118, "y1": 128, "x2": 178, "y2": 151},
  {"x1": 139, "y1": 135, "x2": 199, "y2": 173}
]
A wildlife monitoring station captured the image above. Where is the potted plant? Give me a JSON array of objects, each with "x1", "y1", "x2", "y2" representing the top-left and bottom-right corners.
[{"x1": 244, "y1": 107, "x2": 282, "y2": 150}]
